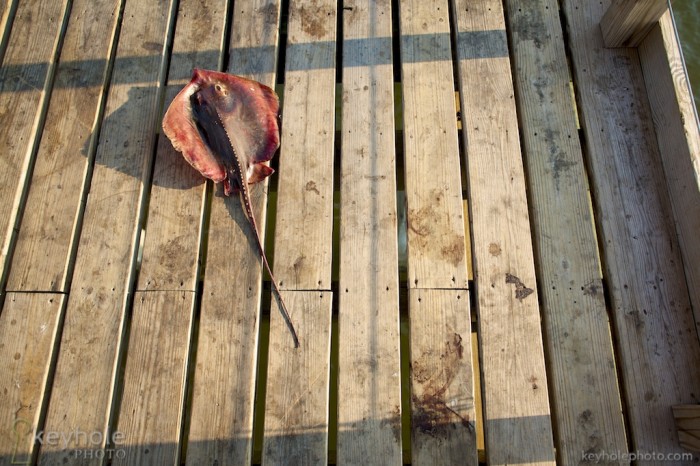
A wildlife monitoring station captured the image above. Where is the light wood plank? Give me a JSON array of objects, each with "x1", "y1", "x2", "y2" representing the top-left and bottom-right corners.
[
  {"x1": 263, "y1": 1, "x2": 337, "y2": 463},
  {"x1": 672, "y1": 405, "x2": 700, "y2": 453},
  {"x1": 114, "y1": 291, "x2": 194, "y2": 465},
  {"x1": 601, "y1": 0, "x2": 669, "y2": 47},
  {"x1": 7, "y1": 0, "x2": 122, "y2": 293},
  {"x1": 137, "y1": 0, "x2": 228, "y2": 292},
  {"x1": 0, "y1": 0, "x2": 69, "y2": 291},
  {"x1": 451, "y1": 1, "x2": 556, "y2": 463},
  {"x1": 408, "y1": 289, "x2": 476, "y2": 465},
  {"x1": 398, "y1": 0, "x2": 468, "y2": 290},
  {"x1": 37, "y1": 0, "x2": 178, "y2": 463},
  {"x1": 0, "y1": 293, "x2": 62, "y2": 465},
  {"x1": 0, "y1": 0, "x2": 17, "y2": 65},
  {"x1": 504, "y1": 0, "x2": 628, "y2": 462},
  {"x1": 562, "y1": 0, "x2": 700, "y2": 455},
  {"x1": 273, "y1": 0, "x2": 337, "y2": 291},
  {"x1": 337, "y1": 0, "x2": 402, "y2": 463},
  {"x1": 185, "y1": 0, "x2": 282, "y2": 464},
  {"x1": 639, "y1": 12, "x2": 700, "y2": 342},
  {"x1": 263, "y1": 291, "x2": 332, "y2": 465}
]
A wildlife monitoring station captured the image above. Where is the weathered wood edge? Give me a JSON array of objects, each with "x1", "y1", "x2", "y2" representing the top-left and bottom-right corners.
[
  {"x1": 638, "y1": 11, "x2": 700, "y2": 342},
  {"x1": 562, "y1": 0, "x2": 700, "y2": 453}
]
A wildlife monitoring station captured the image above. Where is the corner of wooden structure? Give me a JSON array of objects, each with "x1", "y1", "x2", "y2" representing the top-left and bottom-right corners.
[
  {"x1": 672, "y1": 405, "x2": 700, "y2": 452},
  {"x1": 601, "y1": 0, "x2": 670, "y2": 48}
]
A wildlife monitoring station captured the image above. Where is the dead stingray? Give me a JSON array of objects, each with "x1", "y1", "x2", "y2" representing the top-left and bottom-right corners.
[{"x1": 163, "y1": 68, "x2": 299, "y2": 348}]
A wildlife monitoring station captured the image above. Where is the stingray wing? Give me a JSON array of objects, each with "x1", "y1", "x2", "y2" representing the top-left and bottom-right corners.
[{"x1": 162, "y1": 69, "x2": 280, "y2": 192}]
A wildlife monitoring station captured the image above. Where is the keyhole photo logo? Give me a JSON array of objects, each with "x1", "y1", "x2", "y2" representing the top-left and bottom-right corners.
[{"x1": 10, "y1": 418, "x2": 126, "y2": 463}]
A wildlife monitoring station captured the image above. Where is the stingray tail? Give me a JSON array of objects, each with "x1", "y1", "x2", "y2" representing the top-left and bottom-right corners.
[{"x1": 240, "y1": 193, "x2": 300, "y2": 348}]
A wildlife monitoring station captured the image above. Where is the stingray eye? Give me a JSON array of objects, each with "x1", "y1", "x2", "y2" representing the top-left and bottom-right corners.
[{"x1": 215, "y1": 83, "x2": 228, "y2": 96}]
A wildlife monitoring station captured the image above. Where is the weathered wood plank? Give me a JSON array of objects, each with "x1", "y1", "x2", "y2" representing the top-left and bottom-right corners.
[
  {"x1": 0, "y1": 0, "x2": 17, "y2": 65},
  {"x1": 562, "y1": 0, "x2": 700, "y2": 455},
  {"x1": 272, "y1": 0, "x2": 337, "y2": 291},
  {"x1": 398, "y1": 0, "x2": 468, "y2": 290},
  {"x1": 409, "y1": 289, "x2": 476, "y2": 465},
  {"x1": 639, "y1": 12, "x2": 700, "y2": 341},
  {"x1": 7, "y1": 0, "x2": 122, "y2": 293},
  {"x1": 263, "y1": 1, "x2": 336, "y2": 461},
  {"x1": 503, "y1": 0, "x2": 628, "y2": 462},
  {"x1": 185, "y1": 0, "x2": 281, "y2": 464},
  {"x1": 263, "y1": 291, "x2": 332, "y2": 465},
  {"x1": 114, "y1": 291, "x2": 194, "y2": 465},
  {"x1": 601, "y1": 0, "x2": 669, "y2": 47},
  {"x1": 451, "y1": 0, "x2": 555, "y2": 463},
  {"x1": 0, "y1": 0, "x2": 69, "y2": 292},
  {"x1": 37, "y1": 0, "x2": 178, "y2": 463},
  {"x1": 0, "y1": 293, "x2": 62, "y2": 465},
  {"x1": 137, "y1": 0, "x2": 227, "y2": 292},
  {"x1": 337, "y1": 0, "x2": 402, "y2": 463}
]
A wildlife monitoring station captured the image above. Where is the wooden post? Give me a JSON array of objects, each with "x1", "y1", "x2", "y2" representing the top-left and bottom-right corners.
[{"x1": 601, "y1": 0, "x2": 670, "y2": 47}]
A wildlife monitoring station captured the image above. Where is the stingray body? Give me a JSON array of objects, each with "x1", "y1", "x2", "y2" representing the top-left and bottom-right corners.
[{"x1": 163, "y1": 68, "x2": 299, "y2": 347}]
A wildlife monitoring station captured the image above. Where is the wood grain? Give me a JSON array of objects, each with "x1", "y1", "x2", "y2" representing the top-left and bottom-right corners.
[
  {"x1": 452, "y1": 1, "x2": 555, "y2": 464},
  {"x1": 0, "y1": 0, "x2": 69, "y2": 291},
  {"x1": 672, "y1": 405, "x2": 700, "y2": 453},
  {"x1": 7, "y1": 0, "x2": 122, "y2": 293},
  {"x1": 398, "y1": 0, "x2": 468, "y2": 290},
  {"x1": 37, "y1": 0, "x2": 178, "y2": 463},
  {"x1": 137, "y1": 0, "x2": 227, "y2": 292},
  {"x1": 562, "y1": 0, "x2": 700, "y2": 454},
  {"x1": 0, "y1": 293, "x2": 62, "y2": 464},
  {"x1": 601, "y1": 0, "x2": 669, "y2": 47},
  {"x1": 337, "y1": 0, "x2": 402, "y2": 463},
  {"x1": 409, "y1": 289, "x2": 476, "y2": 465},
  {"x1": 639, "y1": 12, "x2": 700, "y2": 343},
  {"x1": 263, "y1": 1, "x2": 337, "y2": 462},
  {"x1": 263, "y1": 291, "x2": 332, "y2": 466},
  {"x1": 114, "y1": 291, "x2": 194, "y2": 466},
  {"x1": 504, "y1": 0, "x2": 628, "y2": 462},
  {"x1": 185, "y1": 0, "x2": 282, "y2": 464},
  {"x1": 272, "y1": 0, "x2": 337, "y2": 291}
]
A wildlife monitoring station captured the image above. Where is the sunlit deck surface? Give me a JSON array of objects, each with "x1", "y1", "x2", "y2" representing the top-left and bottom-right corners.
[{"x1": 1, "y1": 0, "x2": 699, "y2": 464}]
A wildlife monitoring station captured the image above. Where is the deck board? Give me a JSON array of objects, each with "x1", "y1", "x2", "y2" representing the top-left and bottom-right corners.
[
  {"x1": 114, "y1": 291, "x2": 193, "y2": 465},
  {"x1": 0, "y1": 293, "x2": 62, "y2": 464},
  {"x1": 337, "y1": 0, "x2": 402, "y2": 463},
  {"x1": 503, "y1": 0, "x2": 628, "y2": 462},
  {"x1": 263, "y1": 0, "x2": 337, "y2": 462},
  {"x1": 639, "y1": 12, "x2": 700, "y2": 340},
  {"x1": 562, "y1": 0, "x2": 700, "y2": 455},
  {"x1": 272, "y1": 0, "x2": 337, "y2": 291},
  {"x1": 6, "y1": 0, "x2": 122, "y2": 293},
  {"x1": 185, "y1": 0, "x2": 280, "y2": 464},
  {"x1": 37, "y1": 0, "x2": 178, "y2": 463},
  {"x1": 398, "y1": 1, "x2": 477, "y2": 464},
  {"x1": 408, "y1": 289, "x2": 476, "y2": 465},
  {"x1": 451, "y1": 0, "x2": 556, "y2": 463},
  {"x1": 398, "y1": 0, "x2": 468, "y2": 290},
  {"x1": 0, "y1": 0, "x2": 69, "y2": 292}
]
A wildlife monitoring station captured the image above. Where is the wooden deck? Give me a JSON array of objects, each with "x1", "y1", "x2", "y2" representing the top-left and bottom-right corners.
[{"x1": 1, "y1": 0, "x2": 699, "y2": 464}]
